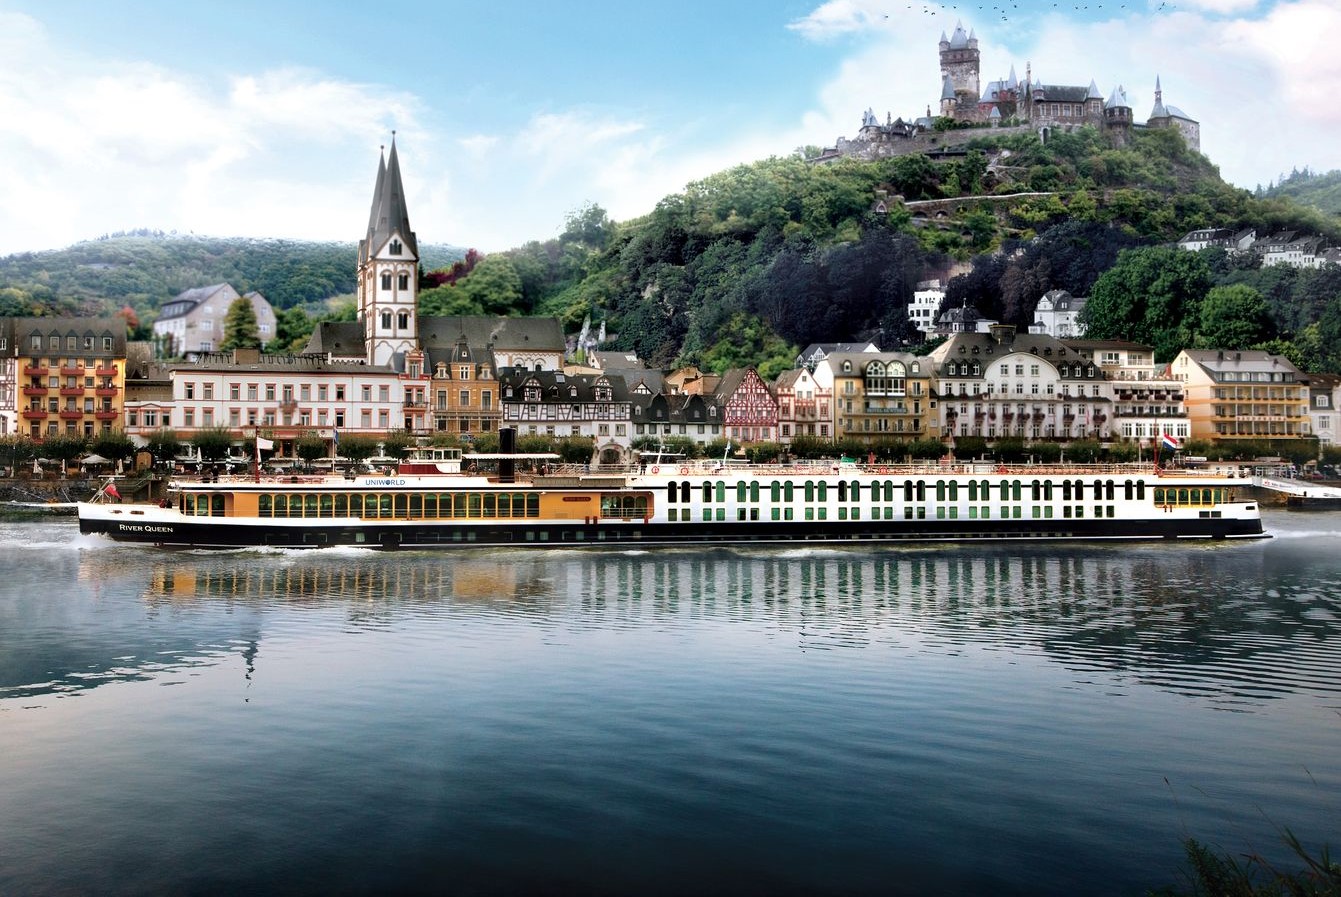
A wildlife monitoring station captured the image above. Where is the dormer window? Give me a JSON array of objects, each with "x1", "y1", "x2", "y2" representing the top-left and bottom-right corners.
[
  {"x1": 843, "y1": 361, "x2": 852, "y2": 372},
  {"x1": 389, "y1": 239, "x2": 402, "y2": 256}
]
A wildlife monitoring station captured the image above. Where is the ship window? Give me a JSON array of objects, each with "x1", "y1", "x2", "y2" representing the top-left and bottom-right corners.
[
  {"x1": 259, "y1": 494, "x2": 272, "y2": 518},
  {"x1": 948, "y1": 481, "x2": 958, "y2": 501},
  {"x1": 784, "y1": 482, "x2": 794, "y2": 502},
  {"x1": 274, "y1": 494, "x2": 288, "y2": 517},
  {"x1": 840, "y1": 481, "x2": 850, "y2": 502},
  {"x1": 817, "y1": 482, "x2": 828, "y2": 501},
  {"x1": 468, "y1": 494, "x2": 481, "y2": 517},
  {"x1": 806, "y1": 481, "x2": 815, "y2": 502},
  {"x1": 737, "y1": 482, "x2": 747, "y2": 503},
  {"x1": 850, "y1": 480, "x2": 860, "y2": 501},
  {"x1": 904, "y1": 481, "x2": 913, "y2": 503},
  {"x1": 703, "y1": 481, "x2": 713, "y2": 503},
  {"x1": 409, "y1": 494, "x2": 422, "y2": 518},
  {"x1": 935, "y1": 481, "x2": 945, "y2": 502},
  {"x1": 969, "y1": 481, "x2": 978, "y2": 501},
  {"x1": 454, "y1": 494, "x2": 467, "y2": 517},
  {"x1": 750, "y1": 482, "x2": 760, "y2": 503},
  {"x1": 422, "y1": 494, "x2": 435, "y2": 517},
  {"x1": 771, "y1": 481, "x2": 781, "y2": 503},
  {"x1": 483, "y1": 494, "x2": 496, "y2": 516},
  {"x1": 527, "y1": 494, "x2": 539, "y2": 517},
  {"x1": 716, "y1": 481, "x2": 726, "y2": 503},
  {"x1": 320, "y1": 494, "x2": 334, "y2": 518},
  {"x1": 667, "y1": 484, "x2": 677, "y2": 504},
  {"x1": 497, "y1": 493, "x2": 510, "y2": 517}
]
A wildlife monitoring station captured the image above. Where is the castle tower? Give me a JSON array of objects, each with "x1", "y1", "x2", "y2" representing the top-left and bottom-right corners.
[
  {"x1": 938, "y1": 22, "x2": 980, "y2": 120},
  {"x1": 1104, "y1": 85, "x2": 1132, "y2": 146},
  {"x1": 357, "y1": 135, "x2": 419, "y2": 368}
]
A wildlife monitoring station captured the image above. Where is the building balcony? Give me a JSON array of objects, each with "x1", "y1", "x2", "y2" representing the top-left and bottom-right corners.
[
  {"x1": 403, "y1": 399, "x2": 427, "y2": 409},
  {"x1": 22, "y1": 409, "x2": 47, "y2": 420},
  {"x1": 95, "y1": 387, "x2": 118, "y2": 397},
  {"x1": 22, "y1": 386, "x2": 47, "y2": 396},
  {"x1": 60, "y1": 386, "x2": 85, "y2": 396},
  {"x1": 23, "y1": 365, "x2": 49, "y2": 377},
  {"x1": 60, "y1": 366, "x2": 84, "y2": 377},
  {"x1": 95, "y1": 366, "x2": 118, "y2": 377},
  {"x1": 95, "y1": 410, "x2": 119, "y2": 421},
  {"x1": 59, "y1": 410, "x2": 84, "y2": 420}
]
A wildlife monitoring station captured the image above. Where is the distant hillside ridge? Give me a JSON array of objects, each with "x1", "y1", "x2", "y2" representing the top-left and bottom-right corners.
[
  {"x1": 0, "y1": 235, "x2": 466, "y2": 324},
  {"x1": 1256, "y1": 168, "x2": 1341, "y2": 218}
]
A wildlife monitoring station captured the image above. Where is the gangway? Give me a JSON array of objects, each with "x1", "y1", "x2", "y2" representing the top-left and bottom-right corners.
[{"x1": 1253, "y1": 476, "x2": 1341, "y2": 500}]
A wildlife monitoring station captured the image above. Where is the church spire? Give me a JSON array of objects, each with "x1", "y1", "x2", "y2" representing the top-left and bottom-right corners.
[{"x1": 363, "y1": 132, "x2": 417, "y2": 262}]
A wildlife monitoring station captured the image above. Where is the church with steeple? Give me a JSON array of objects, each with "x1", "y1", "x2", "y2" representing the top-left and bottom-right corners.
[{"x1": 357, "y1": 135, "x2": 419, "y2": 368}]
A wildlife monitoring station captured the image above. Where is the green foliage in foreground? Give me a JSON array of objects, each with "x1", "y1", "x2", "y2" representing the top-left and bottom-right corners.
[{"x1": 1151, "y1": 831, "x2": 1341, "y2": 897}]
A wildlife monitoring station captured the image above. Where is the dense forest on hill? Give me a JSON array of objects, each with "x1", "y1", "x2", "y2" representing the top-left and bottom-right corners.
[
  {"x1": 0, "y1": 234, "x2": 464, "y2": 344},
  {"x1": 1256, "y1": 168, "x2": 1341, "y2": 217},
  {"x1": 5, "y1": 124, "x2": 1341, "y2": 374},
  {"x1": 429, "y1": 125, "x2": 1341, "y2": 376}
]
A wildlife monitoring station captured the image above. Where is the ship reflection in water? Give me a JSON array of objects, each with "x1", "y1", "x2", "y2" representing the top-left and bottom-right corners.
[{"x1": 99, "y1": 533, "x2": 1341, "y2": 710}]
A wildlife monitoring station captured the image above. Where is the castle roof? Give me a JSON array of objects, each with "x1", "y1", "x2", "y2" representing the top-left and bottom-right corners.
[
  {"x1": 1087, "y1": 80, "x2": 1103, "y2": 100},
  {"x1": 941, "y1": 76, "x2": 957, "y2": 102},
  {"x1": 1106, "y1": 85, "x2": 1130, "y2": 109},
  {"x1": 949, "y1": 21, "x2": 970, "y2": 49},
  {"x1": 1034, "y1": 84, "x2": 1093, "y2": 103}
]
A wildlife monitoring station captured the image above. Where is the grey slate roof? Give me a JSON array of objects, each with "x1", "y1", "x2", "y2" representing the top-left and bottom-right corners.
[
  {"x1": 418, "y1": 315, "x2": 565, "y2": 355},
  {"x1": 358, "y1": 137, "x2": 418, "y2": 265},
  {"x1": 304, "y1": 321, "x2": 366, "y2": 358}
]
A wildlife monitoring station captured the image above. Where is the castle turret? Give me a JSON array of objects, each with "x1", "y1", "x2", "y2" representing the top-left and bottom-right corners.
[
  {"x1": 1104, "y1": 85, "x2": 1132, "y2": 146},
  {"x1": 939, "y1": 20, "x2": 981, "y2": 121},
  {"x1": 357, "y1": 134, "x2": 419, "y2": 368}
]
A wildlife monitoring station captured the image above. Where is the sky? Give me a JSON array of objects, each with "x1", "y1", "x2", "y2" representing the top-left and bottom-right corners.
[{"x1": 1, "y1": 0, "x2": 1338, "y2": 258}]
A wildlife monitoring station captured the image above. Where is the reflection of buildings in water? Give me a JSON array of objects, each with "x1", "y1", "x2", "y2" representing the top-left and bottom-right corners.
[
  {"x1": 143, "y1": 555, "x2": 547, "y2": 607},
  {"x1": 566, "y1": 546, "x2": 1334, "y2": 704}
]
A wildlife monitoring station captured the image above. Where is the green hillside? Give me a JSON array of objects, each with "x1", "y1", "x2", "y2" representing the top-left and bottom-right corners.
[
  {"x1": 1257, "y1": 168, "x2": 1341, "y2": 218},
  {"x1": 454, "y1": 125, "x2": 1341, "y2": 376},
  {"x1": 0, "y1": 233, "x2": 464, "y2": 335}
]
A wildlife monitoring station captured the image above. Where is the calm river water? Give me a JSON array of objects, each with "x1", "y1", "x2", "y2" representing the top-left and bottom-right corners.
[{"x1": 1, "y1": 511, "x2": 1338, "y2": 896}]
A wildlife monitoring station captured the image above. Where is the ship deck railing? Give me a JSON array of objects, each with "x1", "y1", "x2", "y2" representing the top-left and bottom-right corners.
[{"x1": 158, "y1": 461, "x2": 1242, "y2": 491}]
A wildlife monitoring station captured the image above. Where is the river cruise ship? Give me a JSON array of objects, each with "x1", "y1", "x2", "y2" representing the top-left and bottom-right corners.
[{"x1": 77, "y1": 445, "x2": 1266, "y2": 550}]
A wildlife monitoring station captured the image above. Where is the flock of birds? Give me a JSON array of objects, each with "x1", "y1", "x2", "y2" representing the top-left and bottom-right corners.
[{"x1": 887, "y1": 2, "x2": 1177, "y2": 21}]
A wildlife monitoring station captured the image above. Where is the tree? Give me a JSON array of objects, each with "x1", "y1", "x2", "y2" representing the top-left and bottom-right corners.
[
  {"x1": 0, "y1": 435, "x2": 37, "y2": 475},
  {"x1": 220, "y1": 297, "x2": 260, "y2": 351},
  {"x1": 41, "y1": 434, "x2": 88, "y2": 473},
  {"x1": 381, "y1": 429, "x2": 414, "y2": 458},
  {"x1": 91, "y1": 431, "x2": 136, "y2": 468},
  {"x1": 145, "y1": 429, "x2": 182, "y2": 467},
  {"x1": 1081, "y1": 246, "x2": 1213, "y2": 362},
  {"x1": 294, "y1": 434, "x2": 328, "y2": 469},
  {"x1": 336, "y1": 433, "x2": 379, "y2": 466},
  {"x1": 190, "y1": 427, "x2": 235, "y2": 463},
  {"x1": 1196, "y1": 285, "x2": 1274, "y2": 349}
]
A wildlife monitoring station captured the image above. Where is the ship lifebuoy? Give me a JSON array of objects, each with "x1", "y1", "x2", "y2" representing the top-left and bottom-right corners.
[
  {"x1": 680, "y1": 466, "x2": 689, "y2": 475},
  {"x1": 651, "y1": 466, "x2": 660, "y2": 474}
]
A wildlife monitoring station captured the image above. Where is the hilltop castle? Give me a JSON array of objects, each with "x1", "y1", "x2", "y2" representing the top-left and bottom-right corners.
[{"x1": 816, "y1": 22, "x2": 1198, "y2": 162}]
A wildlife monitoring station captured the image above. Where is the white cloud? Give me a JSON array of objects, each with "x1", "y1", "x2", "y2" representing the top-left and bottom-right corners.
[{"x1": 787, "y1": 0, "x2": 887, "y2": 40}]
